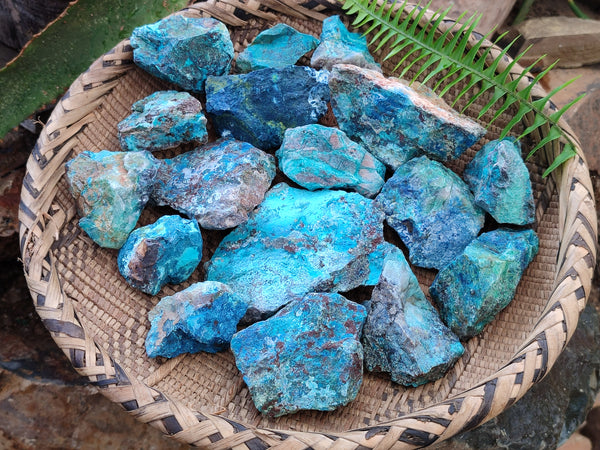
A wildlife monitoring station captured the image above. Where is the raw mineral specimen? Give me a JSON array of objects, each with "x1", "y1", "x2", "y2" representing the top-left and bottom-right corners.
[
  {"x1": 311, "y1": 15, "x2": 381, "y2": 72},
  {"x1": 464, "y1": 138, "x2": 535, "y2": 225},
  {"x1": 130, "y1": 15, "x2": 234, "y2": 92},
  {"x1": 329, "y1": 64, "x2": 486, "y2": 169},
  {"x1": 117, "y1": 90, "x2": 208, "y2": 152},
  {"x1": 230, "y1": 292, "x2": 366, "y2": 417},
  {"x1": 146, "y1": 281, "x2": 247, "y2": 358},
  {"x1": 429, "y1": 228, "x2": 539, "y2": 339},
  {"x1": 276, "y1": 124, "x2": 386, "y2": 198},
  {"x1": 205, "y1": 183, "x2": 385, "y2": 323},
  {"x1": 236, "y1": 23, "x2": 319, "y2": 73},
  {"x1": 376, "y1": 155, "x2": 485, "y2": 270},
  {"x1": 65, "y1": 150, "x2": 159, "y2": 249},
  {"x1": 152, "y1": 139, "x2": 276, "y2": 230},
  {"x1": 205, "y1": 65, "x2": 330, "y2": 149},
  {"x1": 117, "y1": 215, "x2": 203, "y2": 296},
  {"x1": 362, "y1": 247, "x2": 464, "y2": 386}
]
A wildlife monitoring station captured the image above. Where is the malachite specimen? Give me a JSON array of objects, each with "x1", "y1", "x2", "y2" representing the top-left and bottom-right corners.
[
  {"x1": 205, "y1": 65, "x2": 330, "y2": 150},
  {"x1": 205, "y1": 183, "x2": 385, "y2": 323},
  {"x1": 310, "y1": 15, "x2": 381, "y2": 72},
  {"x1": 362, "y1": 247, "x2": 464, "y2": 386},
  {"x1": 236, "y1": 23, "x2": 319, "y2": 73},
  {"x1": 376, "y1": 155, "x2": 485, "y2": 270},
  {"x1": 230, "y1": 292, "x2": 366, "y2": 417},
  {"x1": 117, "y1": 215, "x2": 203, "y2": 296},
  {"x1": 464, "y1": 138, "x2": 535, "y2": 225},
  {"x1": 329, "y1": 64, "x2": 486, "y2": 169},
  {"x1": 65, "y1": 150, "x2": 159, "y2": 249},
  {"x1": 429, "y1": 228, "x2": 539, "y2": 339},
  {"x1": 276, "y1": 124, "x2": 386, "y2": 198},
  {"x1": 130, "y1": 15, "x2": 234, "y2": 92},
  {"x1": 117, "y1": 90, "x2": 208, "y2": 152},
  {"x1": 152, "y1": 138, "x2": 276, "y2": 230},
  {"x1": 145, "y1": 281, "x2": 248, "y2": 358}
]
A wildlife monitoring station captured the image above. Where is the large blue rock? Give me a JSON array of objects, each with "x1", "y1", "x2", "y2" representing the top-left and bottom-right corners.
[
  {"x1": 236, "y1": 23, "x2": 319, "y2": 73},
  {"x1": 145, "y1": 281, "x2": 248, "y2": 358},
  {"x1": 117, "y1": 215, "x2": 203, "y2": 296},
  {"x1": 464, "y1": 138, "x2": 535, "y2": 225},
  {"x1": 429, "y1": 228, "x2": 539, "y2": 339},
  {"x1": 205, "y1": 65, "x2": 330, "y2": 150},
  {"x1": 362, "y1": 247, "x2": 464, "y2": 386},
  {"x1": 130, "y1": 15, "x2": 234, "y2": 92},
  {"x1": 276, "y1": 124, "x2": 386, "y2": 198},
  {"x1": 230, "y1": 292, "x2": 366, "y2": 417},
  {"x1": 376, "y1": 155, "x2": 485, "y2": 270},
  {"x1": 205, "y1": 183, "x2": 385, "y2": 323}
]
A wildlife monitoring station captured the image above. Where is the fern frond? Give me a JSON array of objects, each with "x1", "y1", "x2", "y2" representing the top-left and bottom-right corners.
[{"x1": 339, "y1": 0, "x2": 583, "y2": 175}]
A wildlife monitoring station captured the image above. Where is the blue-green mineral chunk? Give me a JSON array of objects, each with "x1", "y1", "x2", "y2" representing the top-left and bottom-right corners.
[
  {"x1": 130, "y1": 15, "x2": 234, "y2": 92},
  {"x1": 236, "y1": 23, "x2": 319, "y2": 73},
  {"x1": 276, "y1": 124, "x2": 386, "y2": 198},
  {"x1": 118, "y1": 90, "x2": 208, "y2": 152},
  {"x1": 430, "y1": 228, "x2": 539, "y2": 339},
  {"x1": 205, "y1": 66, "x2": 330, "y2": 150},
  {"x1": 230, "y1": 292, "x2": 366, "y2": 417},
  {"x1": 65, "y1": 150, "x2": 159, "y2": 249},
  {"x1": 152, "y1": 139, "x2": 276, "y2": 230},
  {"x1": 376, "y1": 155, "x2": 485, "y2": 270},
  {"x1": 362, "y1": 247, "x2": 464, "y2": 386},
  {"x1": 205, "y1": 183, "x2": 384, "y2": 323},
  {"x1": 311, "y1": 15, "x2": 381, "y2": 72},
  {"x1": 118, "y1": 215, "x2": 203, "y2": 296},
  {"x1": 329, "y1": 65, "x2": 486, "y2": 169},
  {"x1": 464, "y1": 138, "x2": 535, "y2": 225},
  {"x1": 146, "y1": 281, "x2": 247, "y2": 358}
]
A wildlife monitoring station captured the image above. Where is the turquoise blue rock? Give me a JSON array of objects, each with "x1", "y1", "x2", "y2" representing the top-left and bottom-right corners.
[
  {"x1": 65, "y1": 150, "x2": 159, "y2": 249},
  {"x1": 205, "y1": 183, "x2": 385, "y2": 323},
  {"x1": 376, "y1": 155, "x2": 485, "y2": 270},
  {"x1": 118, "y1": 90, "x2": 208, "y2": 152},
  {"x1": 145, "y1": 281, "x2": 248, "y2": 358},
  {"x1": 205, "y1": 66, "x2": 330, "y2": 150},
  {"x1": 311, "y1": 15, "x2": 381, "y2": 72},
  {"x1": 430, "y1": 228, "x2": 539, "y2": 339},
  {"x1": 276, "y1": 124, "x2": 386, "y2": 198},
  {"x1": 130, "y1": 15, "x2": 234, "y2": 92},
  {"x1": 152, "y1": 139, "x2": 276, "y2": 230},
  {"x1": 464, "y1": 138, "x2": 535, "y2": 225},
  {"x1": 362, "y1": 247, "x2": 464, "y2": 386},
  {"x1": 329, "y1": 65, "x2": 486, "y2": 169},
  {"x1": 236, "y1": 23, "x2": 319, "y2": 73},
  {"x1": 117, "y1": 215, "x2": 203, "y2": 296},
  {"x1": 230, "y1": 292, "x2": 366, "y2": 417}
]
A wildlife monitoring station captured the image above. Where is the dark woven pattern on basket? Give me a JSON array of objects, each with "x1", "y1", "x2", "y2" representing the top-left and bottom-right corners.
[{"x1": 19, "y1": 1, "x2": 597, "y2": 448}]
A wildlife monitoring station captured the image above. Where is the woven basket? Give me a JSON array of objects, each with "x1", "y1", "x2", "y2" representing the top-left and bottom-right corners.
[{"x1": 19, "y1": 1, "x2": 597, "y2": 448}]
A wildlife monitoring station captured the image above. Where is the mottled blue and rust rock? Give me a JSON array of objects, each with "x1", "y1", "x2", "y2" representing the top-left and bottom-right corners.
[{"x1": 230, "y1": 292, "x2": 366, "y2": 417}]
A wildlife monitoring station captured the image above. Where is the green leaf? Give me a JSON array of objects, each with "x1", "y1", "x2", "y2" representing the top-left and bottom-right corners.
[{"x1": 543, "y1": 142, "x2": 578, "y2": 177}]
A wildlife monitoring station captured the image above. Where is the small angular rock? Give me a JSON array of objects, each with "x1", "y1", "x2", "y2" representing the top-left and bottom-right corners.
[
  {"x1": 429, "y1": 228, "x2": 539, "y2": 339},
  {"x1": 376, "y1": 155, "x2": 485, "y2": 270},
  {"x1": 118, "y1": 90, "x2": 208, "y2": 152},
  {"x1": 117, "y1": 215, "x2": 203, "y2": 296},
  {"x1": 130, "y1": 15, "x2": 234, "y2": 92},
  {"x1": 362, "y1": 247, "x2": 464, "y2": 386},
  {"x1": 276, "y1": 124, "x2": 386, "y2": 198},
  {"x1": 236, "y1": 23, "x2": 319, "y2": 73},
  {"x1": 146, "y1": 281, "x2": 247, "y2": 358},
  {"x1": 329, "y1": 64, "x2": 486, "y2": 169},
  {"x1": 464, "y1": 138, "x2": 535, "y2": 225},
  {"x1": 205, "y1": 65, "x2": 330, "y2": 150},
  {"x1": 65, "y1": 150, "x2": 159, "y2": 249},
  {"x1": 230, "y1": 293, "x2": 366, "y2": 417},
  {"x1": 311, "y1": 15, "x2": 381, "y2": 72},
  {"x1": 152, "y1": 139, "x2": 276, "y2": 230}
]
